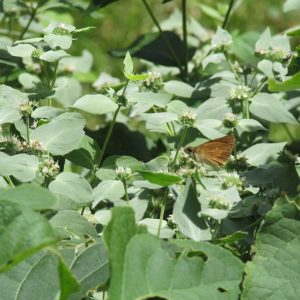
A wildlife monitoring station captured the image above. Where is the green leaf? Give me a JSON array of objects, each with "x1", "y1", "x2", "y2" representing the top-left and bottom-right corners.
[
  {"x1": 0, "y1": 84, "x2": 28, "y2": 107},
  {"x1": 44, "y1": 34, "x2": 73, "y2": 50},
  {"x1": 103, "y1": 207, "x2": 140, "y2": 300},
  {"x1": 66, "y1": 241, "x2": 109, "y2": 300},
  {"x1": 72, "y1": 94, "x2": 118, "y2": 115},
  {"x1": 40, "y1": 50, "x2": 70, "y2": 63},
  {"x1": 0, "y1": 106, "x2": 21, "y2": 124},
  {"x1": 92, "y1": 180, "x2": 125, "y2": 207},
  {"x1": 65, "y1": 135, "x2": 101, "y2": 169},
  {"x1": 0, "y1": 152, "x2": 39, "y2": 182},
  {"x1": 50, "y1": 210, "x2": 97, "y2": 240},
  {"x1": 18, "y1": 72, "x2": 41, "y2": 89},
  {"x1": 123, "y1": 51, "x2": 133, "y2": 77},
  {"x1": 31, "y1": 118, "x2": 85, "y2": 155},
  {"x1": 104, "y1": 207, "x2": 243, "y2": 300},
  {"x1": 7, "y1": 44, "x2": 36, "y2": 57},
  {"x1": 269, "y1": 123, "x2": 300, "y2": 142},
  {"x1": 268, "y1": 72, "x2": 300, "y2": 92},
  {"x1": 0, "y1": 200, "x2": 57, "y2": 271},
  {"x1": 32, "y1": 106, "x2": 65, "y2": 119},
  {"x1": 242, "y1": 142, "x2": 287, "y2": 166},
  {"x1": 0, "y1": 184, "x2": 57, "y2": 210},
  {"x1": 196, "y1": 97, "x2": 229, "y2": 120},
  {"x1": 250, "y1": 93, "x2": 297, "y2": 124},
  {"x1": 127, "y1": 92, "x2": 172, "y2": 107},
  {"x1": 237, "y1": 118, "x2": 267, "y2": 133},
  {"x1": 164, "y1": 80, "x2": 194, "y2": 98},
  {"x1": 242, "y1": 198, "x2": 300, "y2": 299},
  {"x1": 202, "y1": 53, "x2": 226, "y2": 69},
  {"x1": 58, "y1": 260, "x2": 80, "y2": 300},
  {"x1": 174, "y1": 178, "x2": 211, "y2": 241},
  {"x1": 284, "y1": 0, "x2": 300, "y2": 12},
  {"x1": 49, "y1": 172, "x2": 92, "y2": 209},
  {"x1": 138, "y1": 170, "x2": 181, "y2": 186}
]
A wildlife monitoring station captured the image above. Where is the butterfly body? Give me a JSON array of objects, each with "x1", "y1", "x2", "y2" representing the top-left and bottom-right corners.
[{"x1": 185, "y1": 135, "x2": 235, "y2": 166}]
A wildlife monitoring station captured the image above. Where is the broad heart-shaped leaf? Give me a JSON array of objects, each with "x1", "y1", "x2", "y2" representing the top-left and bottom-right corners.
[
  {"x1": 242, "y1": 142, "x2": 286, "y2": 166},
  {"x1": 268, "y1": 72, "x2": 300, "y2": 92},
  {"x1": 0, "y1": 200, "x2": 57, "y2": 271},
  {"x1": 236, "y1": 118, "x2": 267, "y2": 133},
  {"x1": 72, "y1": 94, "x2": 118, "y2": 115},
  {"x1": 173, "y1": 178, "x2": 211, "y2": 241},
  {"x1": 127, "y1": 91, "x2": 172, "y2": 107},
  {"x1": 250, "y1": 93, "x2": 297, "y2": 124},
  {"x1": 92, "y1": 180, "x2": 125, "y2": 207},
  {"x1": 164, "y1": 80, "x2": 195, "y2": 98},
  {"x1": 65, "y1": 135, "x2": 100, "y2": 169},
  {"x1": 0, "y1": 251, "x2": 62, "y2": 300},
  {"x1": 138, "y1": 170, "x2": 181, "y2": 186},
  {"x1": 0, "y1": 152, "x2": 38, "y2": 182},
  {"x1": 241, "y1": 198, "x2": 300, "y2": 300},
  {"x1": 0, "y1": 184, "x2": 57, "y2": 210},
  {"x1": 196, "y1": 97, "x2": 230, "y2": 120},
  {"x1": 32, "y1": 106, "x2": 65, "y2": 119},
  {"x1": 50, "y1": 210, "x2": 97, "y2": 240},
  {"x1": 0, "y1": 106, "x2": 21, "y2": 124},
  {"x1": 109, "y1": 31, "x2": 196, "y2": 67},
  {"x1": 104, "y1": 207, "x2": 243, "y2": 300},
  {"x1": 31, "y1": 118, "x2": 85, "y2": 155},
  {"x1": 49, "y1": 172, "x2": 93, "y2": 209}
]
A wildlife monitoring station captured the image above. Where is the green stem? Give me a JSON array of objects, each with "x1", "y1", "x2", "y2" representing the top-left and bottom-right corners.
[
  {"x1": 122, "y1": 180, "x2": 130, "y2": 205},
  {"x1": 18, "y1": 5, "x2": 38, "y2": 40},
  {"x1": 5, "y1": 176, "x2": 15, "y2": 187},
  {"x1": 41, "y1": 62, "x2": 51, "y2": 89},
  {"x1": 141, "y1": 0, "x2": 184, "y2": 75},
  {"x1": 97, "y1": 105, "x2": 121, "y2": 167},
  {"x1": 251, "y1": 78, "x2": 267, "y2": 97},
  {"x1": 182, "y1": 0, "x2": 188, "y2": 78},
  {"x1": 226, "y1": 54, "x2": 242, "y2": 84},
  {"x1": 50, "y1": 61, "x2": 58, "y2": 90},
  {"x1": 25, "y1": 115, "x2": 30, "y2": 145},
  {"x1": 173, "y1": 126, "x2": 188, "y2": 163},
  {"x1": 222, "y1": 0, "x2": 235, "y2": 29},
  {"x1": 157, "y1": 189, "x2": 168, "y2": 238}
]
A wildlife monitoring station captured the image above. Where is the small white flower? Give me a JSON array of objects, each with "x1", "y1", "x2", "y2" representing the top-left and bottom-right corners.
[{"x1": 229, "y1": 85, "x2": 251, "y2": 101}]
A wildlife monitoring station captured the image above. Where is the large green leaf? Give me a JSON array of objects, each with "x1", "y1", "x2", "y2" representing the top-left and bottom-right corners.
[
  {"x1": 0, "y1": 84, "x2": 28, "y2": 107},
  {"x1": 72, "y1": 94, "x2": 118, "y2": 115},
  {"x1": 250, "y1": 93, "x2": 297, "y2": 124},
  {"x1": 0, "y1": 200, "x2": 57, "y2": 271},
  {"x1": 104, "y1": 207, "x2": 244, "y2": 300},
  {"x1": 242, "y1": 198, "x2": 300, "y2": 299},
  {"x1": 49, "y1": 172, "x2": 93, "y2": 209},
  {"x1": 138, "y1": 170, "x2": 181, "y2": 186},
  {"x1": 0, "y1": 184, "x2": 57, "y2": 210},
  {"x1": 268, "y1": 72, "x2": 300, "y2": 92},
  {"x1": 0, "y1": 106, "x2": 21, "y2": 125},
  {"x1": 31, "y1": 118, "x2": 85, "y2": 155},
  {"x1": 0, "y1": 152, "x2": 39, "y2": 182},
  {"x1": 242, "y1": 142, "x2": 286, "y2": 166}
]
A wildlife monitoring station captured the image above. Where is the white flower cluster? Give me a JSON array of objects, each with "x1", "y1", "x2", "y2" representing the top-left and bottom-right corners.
[
  {"x1": 179, "y1": 111, "x2": 197, "y2": 127},
  {"x1": 18, "y1": 101, "x2": 36, "y2": 115},
  {"x1": 115, "y1": 166, "x2": 132, "y2": 181},
  {"x1": 16, "y1": 139, "x2": 44, "y2": 152},
  {"x1": 223, "y1": 112, "x2": 239, "y2": 128},
  {"x1": 39, "y1": 157, "x2": 60, "y2": 177},
  {"x1": 229, "y1": 85, "x2": 251, "y2": 101}
]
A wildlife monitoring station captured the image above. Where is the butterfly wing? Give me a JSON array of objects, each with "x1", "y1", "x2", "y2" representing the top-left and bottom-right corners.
[{"x1": 192, "y1": 135, "x2": 235, "y2": 166}]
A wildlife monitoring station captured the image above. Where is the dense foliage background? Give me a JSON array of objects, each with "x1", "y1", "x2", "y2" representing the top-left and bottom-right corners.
[{"x1": 0, "y1": 0, "x2": 300, "y2": 299}]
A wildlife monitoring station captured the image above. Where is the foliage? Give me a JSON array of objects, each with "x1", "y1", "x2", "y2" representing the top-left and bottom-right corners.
[{"x1": 0, "y1": 0, "x2": 300, "y2": 299}]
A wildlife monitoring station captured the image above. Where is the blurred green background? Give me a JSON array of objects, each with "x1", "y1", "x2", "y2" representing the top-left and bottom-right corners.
[{"x1": 70, "y1": 0, "x2": 298, "y2": 77}]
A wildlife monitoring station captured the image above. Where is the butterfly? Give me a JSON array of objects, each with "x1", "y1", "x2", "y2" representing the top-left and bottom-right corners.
[{"x1": 184, "y1": 135, "x2": 235, "y2": 167}]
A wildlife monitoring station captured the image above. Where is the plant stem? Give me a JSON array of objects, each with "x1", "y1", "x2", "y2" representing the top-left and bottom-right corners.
[
  {"x1": 25, "y1": 115, "x2": 30, "y2": 145},
  {"x1": 18, "y1": 5, "x2": 38, "y2": 40},
  {"x1": 50, "y1": 61, "x2": 59, "y2": 90},
  {"x1": 122, "y1": 180, "x2": 130, "y2": 205},
  {"x1": 173, "y1": 126, "x2": 188, "y2": 163},
  {"x1": 222, "y1": 0, "x2": 235, "y2": 29},
  {"x1": 97, "y1": 105, "x2": 121, "y2": 167},
  {"x1": 157, "y1": 189, "x2": 168, "y2": 238},
  {"x1": 226, "y1": 54, "x2": 242, "y2": 84},
  {"x1": 182, "y1": 0, "x2": 188, "y2": 78},
  {"x1": 141, "y1": 0, "x2": 184, "y2": 75},
  {"x1": 5, "y1": 176, "x2": 15, "y2": 187}
]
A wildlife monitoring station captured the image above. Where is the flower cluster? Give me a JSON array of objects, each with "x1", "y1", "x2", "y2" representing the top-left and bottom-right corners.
[
  {"x1": 39, "y1": 156, "x2": 60, "y2": 177},
  {"x1": 18, "y1": 100, "x2": 36, "y2": 116},
  {"x1": 226, "y1": 153, "x2": 248, "y2": 172},
  {"x1": 220, "y1": 172, "x2": 244, "y2": 191},
  {"x1": 256, "y1": 47, "x2": 291, "y2": 62},
  {"x1": 31, "y1": 48, "x2": 44, "y2": 60},
  {"x1": 142, "y1": 71, "x2": 163, "y2": 92},
  {"x1": 179, "y1": 111, "x2": 197, "y2": 127},
  {"x1": 208, "y1": 195, "x2": 229, "y2": 210},
  {"x1": 16, "y1": 139, "x2": 44, "y2": 152},
  {"x1": 115, "y1": 166, "x2": 133, "y2": 182},
  {"x1": 223, "y1": 112, "x2": 239, "y2": 129},
  {"x1": 229, "y1": 85, "x2": 251, "y2": 102}
]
